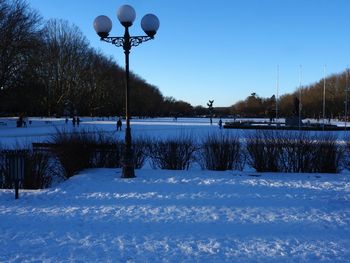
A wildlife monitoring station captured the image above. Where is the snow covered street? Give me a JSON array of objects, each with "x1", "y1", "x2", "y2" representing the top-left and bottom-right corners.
[{"x1": 1, "y1": 169, "x2": 349, "y2": 262}]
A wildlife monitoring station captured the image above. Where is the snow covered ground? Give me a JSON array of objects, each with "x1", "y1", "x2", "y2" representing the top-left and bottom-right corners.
[
  {"x1": 0, "y1": 117, "x2": 350, "y2": 262},
  {"x1": 1, "y1": 169, "x2": 349, "y2": 262},
  {"x1": 0, "y1": 116, "x2": 349, "y2": 147},
  {"x1": 0, "y1": 117, "x2": 234, "y2": 146}
]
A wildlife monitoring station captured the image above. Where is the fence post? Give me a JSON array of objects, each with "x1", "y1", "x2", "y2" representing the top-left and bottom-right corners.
[{"x1": 7, "y1": 150, "x2": 26, "y2": 199}]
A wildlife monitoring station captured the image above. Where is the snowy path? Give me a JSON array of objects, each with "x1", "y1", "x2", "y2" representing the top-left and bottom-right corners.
[{"x1": 0, "y1": 169, "x2": 349, "y2": 262}]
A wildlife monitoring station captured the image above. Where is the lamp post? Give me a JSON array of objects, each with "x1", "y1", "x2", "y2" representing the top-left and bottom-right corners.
[{"x1": 94, "y1": 5, "x2": 159, "y2": 178}]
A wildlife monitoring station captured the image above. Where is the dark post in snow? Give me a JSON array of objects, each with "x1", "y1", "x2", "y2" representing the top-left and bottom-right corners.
[
  {"x1": 93, "y1": 5, "x2": 160, "y2": 178},
  {"x1": 6, "y1": 150, "x2": 25, "y2": 199}
]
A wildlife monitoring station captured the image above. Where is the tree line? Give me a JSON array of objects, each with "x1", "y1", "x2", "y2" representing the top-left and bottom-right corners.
[
  {"x1": 231, "y1": 70, "x2": 350, "y2": 119},
  {"x1": 0, "y1": 0, "x2": 194, "y2": 117},
  {"x1": 2, "y1": 0, "x2": 348, "y2": 119}
]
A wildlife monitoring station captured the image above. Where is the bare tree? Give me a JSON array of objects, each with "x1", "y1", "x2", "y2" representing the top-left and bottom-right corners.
[
  {"x1": 0, "y1": 0, "x2": 41, "y2": 90},
  {"x1": 38, "y1": 19, "x2": 90, "y2": 115}
]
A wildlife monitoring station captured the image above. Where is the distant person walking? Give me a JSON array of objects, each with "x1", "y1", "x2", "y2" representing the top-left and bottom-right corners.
[
  {"x1": 218, "y1": 118, "x2": 223, "y2": 129},
  {"x1": 77, "y1": 117, "x2": 80, "y2": 127},
  {"x1": 72, "y1": 117, "x2": 76, "y2": 127},
  {"x1": 117, "y1": 117, "x2": 122, "y2": 131}
]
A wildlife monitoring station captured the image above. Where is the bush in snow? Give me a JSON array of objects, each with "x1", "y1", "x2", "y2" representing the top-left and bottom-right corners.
[
  {"x1": 88, "y1": 133, "x2": 149, "y2": 169},
  {"x1": 24, "y1": 150, "x2": 57, "y2": 189},
  {"x1": 49, "y1": 129, "x2": 149, "y2": 177},
  {"x1": 343, "y1": 137, "x2": 350, "y2": 170},
  {"x1": 246, "y1": 130, "x2": 342, "y2": 173},
  {"x1": 132, "y1": 136, "x2": 151, "y2": 169},
  {"x1": 147, "y1": 134, "x2": 197, "y2": 170},
  {"x1": 278, "y1": 132, "x2": 342, "y2": 173},
  {"x1": 311, "y1": 133, "x2": 342, "y2": 173},
  {"x1": 49, "y1": 129, "x2": 97, "y2": 178},
  {"x1": 245, "y1": 130, "x2": 283, "y2": 172},
  {"x1": 91, "y1": 132, "x2": 123, "y2": 168},
  {"x1": 278, "y1": 131, "x2": 315, "y2": 173},
  {"x1": 199, "y1": 132, "x2": 244, "y2": 171}
]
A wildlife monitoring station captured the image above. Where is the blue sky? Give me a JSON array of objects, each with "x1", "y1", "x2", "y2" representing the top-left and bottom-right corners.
[{"x1": 29, "y1": 0, "x2": 350, "y2": 107}]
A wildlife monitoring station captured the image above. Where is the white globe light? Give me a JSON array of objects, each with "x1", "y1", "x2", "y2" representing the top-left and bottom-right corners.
[
  {"x1": 141, "y1": 14, "x2": 160, "y2": 37},
  {"x1": 117, "y1": 5, "x2": 136, "y2": 26},
  {"x1": 93, "y1": 15, "x2": 112, "y2": 38}
]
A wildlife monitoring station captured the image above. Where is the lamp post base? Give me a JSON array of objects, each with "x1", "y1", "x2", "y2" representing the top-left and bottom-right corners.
[
  {"x1": 121, "y1": 165, "x2": 135, "y2": 178},
  {"x1": 121, "y1": 126, "x2": 135, "y2": 178}
]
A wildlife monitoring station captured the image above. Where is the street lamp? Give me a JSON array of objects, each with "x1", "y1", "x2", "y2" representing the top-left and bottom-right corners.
[{"x1": 93, "y1": 5, "x2": 160, "y2": 178}]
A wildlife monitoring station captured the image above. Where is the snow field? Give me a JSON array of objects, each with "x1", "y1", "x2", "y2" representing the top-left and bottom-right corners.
[
  {"x1": 1, "y1": 169, "x2": 349, "y2": 262},
  {"x1": 1, "y1": 117, "x2": 350, "y2": 262}
]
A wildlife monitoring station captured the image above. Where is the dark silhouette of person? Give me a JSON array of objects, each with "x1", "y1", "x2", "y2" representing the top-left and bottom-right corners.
[
  {"x1": 218, "y1": 118, "x2": 223, "y2": 129},
  {"x1": 77, "y1": 117, "x2": 80, "y2": 126},
  {"x1": 16, "y1": 116, "x2": 23, "y2": 127},
  {"x1": 117, "y1": 118, "x2": 122, "y2": 131},
  {"x1": 72, "y1": 117, "x2": 76, "y2": 127}
]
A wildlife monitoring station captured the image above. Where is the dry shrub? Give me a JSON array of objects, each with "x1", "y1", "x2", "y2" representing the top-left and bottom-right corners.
[
  {"x1": 199, "y1": 132, "x2": 243, "y2": 171},
  {"x1": 246, "y1": 130, "x2": 342, "y2": 173},
  {"x1": 245, "y1": 130, "x2": 282, "y2": 172},
  {"x1": 91, "y1": 133, "x2": 123, "y2": 168},
  {"x1": 314, "y1": 134, "x2": 343, "y2": 173},
  {"x1": 50, "y1": 129, "x2": 98, "y2": 178},
  {"x1": 148, "y1": 134, "x2": 197, "y2": 170},
  {"x1": 133, "y1": 136, "x2": 151, "y2": 169},
  {"x1": 49, "y1": 129, "x2": 149, "y2": 178},
  {"x1": 279, "y1": 132, "x2": 315, "y2": 173}
]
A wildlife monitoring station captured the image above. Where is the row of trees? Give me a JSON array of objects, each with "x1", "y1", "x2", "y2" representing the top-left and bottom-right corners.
[
  {"x1": 231, "y1": 71, "x2": 350, "y2": 119},
  {"x1": 2, "y1": 1, "x2": 348, "y2": 119},
  {"x1": 0, "y1": 0, "x2": 194, "y2": 117},
  {"x1": 232, "y1": 93, "x2": 276, "y2": 118}
]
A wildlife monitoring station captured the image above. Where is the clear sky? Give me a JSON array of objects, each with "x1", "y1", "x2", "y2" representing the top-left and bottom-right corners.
[{"x1": 28, "y1": 0, "x2": 350, "y2": 107}]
